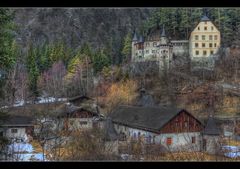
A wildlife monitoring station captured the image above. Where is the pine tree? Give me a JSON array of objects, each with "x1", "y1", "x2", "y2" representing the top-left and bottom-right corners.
[
  {"x1": 92, "y1": 49, "x2": 111, "y2": 74},
  {"x1": 121, "y1": 32, "x2": 132, "y2": 63},
  {"x1": 0, "y1": 9, "x2": 17, "y2": 100},
  {"x1": 26, "y1": 44, "x2": 40, "y2": 98},
  {"x1": 0, "y1": 9, "x2": 16, "y2": 71}
]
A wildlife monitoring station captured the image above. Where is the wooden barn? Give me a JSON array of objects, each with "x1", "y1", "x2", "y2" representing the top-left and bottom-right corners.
[
  {"x1": 110, "y1": 105, "x2": 204, "y2": 152},
  {"x1": 55, "y1": 103, "x2": 101, "y2": 131}
]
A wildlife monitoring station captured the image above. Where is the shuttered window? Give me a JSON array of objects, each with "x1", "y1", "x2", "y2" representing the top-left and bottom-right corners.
[
  {"x1": 166, "y1": 137, "x2": 172, "y2": 145},
  {"x1": 192, "y1": 136, "x2": 196, "y2": 144}
]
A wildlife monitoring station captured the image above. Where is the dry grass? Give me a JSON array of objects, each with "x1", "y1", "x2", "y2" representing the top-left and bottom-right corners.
[
  {"x1": 30, "y1": 140, "x2": 43, "y2": 153},
  {"x1": 145, "y1": 152, "x2": 232, "y2": 161},
  {"x1": 224, "y1": 139, "x2": 240, "y2": 146}
]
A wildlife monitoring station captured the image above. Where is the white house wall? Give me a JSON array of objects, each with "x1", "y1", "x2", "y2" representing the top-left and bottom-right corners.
[
  {"x1": 113, "y1": 123, "x2": 201, "y2": 152},
  {"x1": 5, "y1": 127, "x2": 27, "y2": 140},
  {"x1": 155, "y1": 132, "x2": 201, "y2": 152}
]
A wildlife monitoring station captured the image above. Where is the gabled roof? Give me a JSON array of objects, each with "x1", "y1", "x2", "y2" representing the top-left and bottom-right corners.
[
  {"x1": 1, "y1": 115, "x2": 34, "y2": 127},
  {"x1": 68, "y1": 95, "x2": 92, "y2": 103},
  {"x1": 55, "y1": 104, "x2": 99, "y2": 117},
  {"x1": 203, "y1": 116, "x2": 221, "y2": 135},
  {"x1": 201, "y1": 15, "x2": 210, "y2": 22},
  {"x1": 110, "y1": 105, "x2": 190, "y2": 133},
  {"x1": 136, "y1": 88, "x2": 155, "y2": 107}
]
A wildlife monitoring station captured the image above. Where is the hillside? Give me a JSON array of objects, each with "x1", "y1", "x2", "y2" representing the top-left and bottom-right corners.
[{"x1": 13, "y1": 8, "x2": 154, "y2": 57}]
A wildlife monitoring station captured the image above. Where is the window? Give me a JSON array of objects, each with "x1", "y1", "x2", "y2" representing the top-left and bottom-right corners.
[
  {"x1": 214, "y1": 43, "x2": 217, "y2": 47},
  {"x1": 166, "y1": 137, "x2": 172, "y2": 145},
  {"x1": 209, "y1": 43, "x2": 212, "y2": 47},
  {"x1": 202, "y1": 35, "x2": 205, "y2": 40},
  {"x1": 153, "y1": 136, "x2": 156, "y2": 144},
  {"x1": 146, "y1": 50, "x2": 149, "y2": 54},
  {"x1": 79, "y1": 121, "x2": 88, "y2": 125},
  {"x1": 192, "y1": 137, "x2": 196, "y2": 144},
  {"x1": 152, "y1": 50, "x2": 155, "y2": 54},
  {"x1": 211, "y1": 26, "x2": 214, "y2": 30},
  {"x1": 133, "y1": 133, "x2": 137, "y2": 139},
  {"x1": 124, "y1": 126, "x2": 127, "y2": 131},
  {"x1": 209, "y1": 35, "x2": 213, "y2": 40},
  {"x1": 204, "y1": 26, "x2": 207, "y2": 30},
  {"x1": 184, "y1": 121, "x2": 188, "y2": 128},
  {"x1": 11, "y1": 129, "x2": 18, "y2": 133},
  {"x1": 147, "y1": 135, "x2": 152, "y2": 144},
  {"x1": 195, "y1": 43, "x2": 198, "y2": 47},
  {"x1": 0, "y1": 131, "x2": 3, "y2": 137},
  {"x1": 210, "y1": 50, "x2": 214, "y2": 55},
  {"x1": 203, "y1": 51, "x2": 207, "y2": 55},
  {"x1": 214, "y1": 35, "x2": 218, "y2": 40},
  {"x1": 198, "y1": 26, "x2": 200, "y2": 30},
  {"x1": 202, "y1": 43, "x2": 205, "y2": 47},
  {"x1": 138, "y1": 132, "x2": 141, "y2": 139},
  {"x1": 195, "y1": 35, "x2": 198, "y2": 40},
  {"x1": 195, "y1": 50, "x2": 199, "y2": 55},
  {"x1": 153, "y1": 42, "x2": 157, "y2": 47}
]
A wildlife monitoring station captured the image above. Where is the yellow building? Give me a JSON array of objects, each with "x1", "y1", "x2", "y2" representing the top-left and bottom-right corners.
[{"x1": 189, "y1": 16, "x2": 221, "y2": 59}]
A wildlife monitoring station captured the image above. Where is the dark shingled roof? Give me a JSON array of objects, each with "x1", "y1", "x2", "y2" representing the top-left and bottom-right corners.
[
  {"x1": 136, "y1": 88, "x2": 155, "y2": 107},
  {"x1": 55, "y1": 104, "x2": 99, "y2": 117},
  {"x1": 132, "y1": 31, "x2": 138, "y2": 41},
  {"x1": 2, "y1": 115, "x2": 34, "y2": 126},
  {"x1": 104, "y1": 117, "x2": 119, "y2": 141},
  {"x1": 68, "y1": 95, "x2": 92, "y2": 103},
  {"x1": 203, "y1": 116, "x2": 221, "y2": 135},
  {"x1": 161, "y1": 25, "x2": 166, "y2": 37},
  {"x1": 139, "y1": 35, "x2": 144, "y2": 43},
  {"x1": 110, "y1": 105, "x2": 185, "y2": 133},
  {"x1": 201, "y1": 15, "x2": 210, "y2": 22}
]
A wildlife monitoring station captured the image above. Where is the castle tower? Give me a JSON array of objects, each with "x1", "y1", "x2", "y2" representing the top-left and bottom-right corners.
[
  {"x1": 160, "y1": 25, "x2": 168, "y2": 45},
  {"x1": 137, "y1": 35, "x2": 145, "y2": 60},
  {"x1": 158, "y1": 25, "x2": 172, "y2": 72},
  {"x1": 131, "y1": 31, "x2": 138, "y2": 61}
]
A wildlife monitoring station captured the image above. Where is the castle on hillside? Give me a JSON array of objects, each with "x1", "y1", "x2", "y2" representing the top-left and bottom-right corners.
[{"x1": 131, "y1": 15, "x2": 221, "y2": 70}]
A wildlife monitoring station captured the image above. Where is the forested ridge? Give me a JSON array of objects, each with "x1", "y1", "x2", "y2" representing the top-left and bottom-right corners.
[{"x1": 0, "y1": 8, "x2": 240, "y2": 107}]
